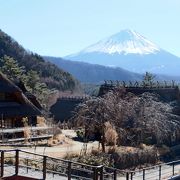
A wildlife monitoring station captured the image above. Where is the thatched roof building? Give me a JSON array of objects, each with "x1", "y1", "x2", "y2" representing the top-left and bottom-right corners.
[
  {"x1": 16, "y1": 80, "x2": 42, "y2": 110},
  {"x1": 50, "y1": 96, "x2": 89, "y2": 122},
  {"x1": 0, "y1": 72, "x2": 41, "y2": 118},
  {"x1": 98, "y1": 81, "x2": 180, "y2": 102}
]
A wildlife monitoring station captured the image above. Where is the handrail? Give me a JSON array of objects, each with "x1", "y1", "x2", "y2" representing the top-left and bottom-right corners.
[
  {"x1": 19, "y1": 149, "x2": 106, "y2": 168},
  {"x1": 131, "y1": 159, "x2": 180, "y2": 173},
  {"x1": 0, "y1": 149, "x2": 179, "y2": 180}
]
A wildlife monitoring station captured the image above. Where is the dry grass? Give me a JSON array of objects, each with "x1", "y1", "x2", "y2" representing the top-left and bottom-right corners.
[
  {"x1": 105, "y1": 121, "x2": 118, "y2": 146},
  {"x1": 64, "y1": 152, "x2": 80, "y2": 160},
  {"x1": 23, "y1": 127, "x2": 31, "y2": 143},
  {"x1": 157, "y1": 145, "x2": 170, "y2": 156},
  {"x1": 22, "y1": 117, "x2": 31, "y2": 143},
  {"x1": 48, "y1": 133, "x2": 70, "y2": 146},
  {"x1": 112, "y1": 145, "x2": 158, "y2": 169},
  {"x1": 37, "y1": 116, "x2": 47, "y2": 127}
]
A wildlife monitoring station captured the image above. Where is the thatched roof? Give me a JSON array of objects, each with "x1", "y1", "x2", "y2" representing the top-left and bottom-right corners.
[
  {"x1": 0, "y1": 72, "x2": 41, "y2": 117},
  {"x1": 50, "y1": 97, "x2": 88, "y2": 122},
  {"x1": 24, "y1": 91, "x2": 42, "y2": 110},
  {"x1": 16, "y1": 80, "x2": 42, "y2": 110},
  {"x1": 0, "y1": 72, "x2": 21, "y2": 93},
  {"x1": 0, "y1": 102, "x2": 41, "y2": 118}
]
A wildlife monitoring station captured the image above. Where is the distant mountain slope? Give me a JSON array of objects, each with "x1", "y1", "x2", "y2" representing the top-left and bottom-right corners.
[
  {"x1": 65, "y1": 29, "x2": 180, "y2": 76},
  {"x1": 0, "y1": 29, "x2": 78, "y2": 91},
  {"x1": 44, "y1": 56, "x2": 142, "y2": 83}
]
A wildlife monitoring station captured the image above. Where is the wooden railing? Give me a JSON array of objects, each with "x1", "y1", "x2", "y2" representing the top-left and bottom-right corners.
[
  {"x1": 0, "y1": 149, "x2": 113, "y2": 179},
  {"x1": 0, "y1": 149, "x2": 179, "y2": 179}
]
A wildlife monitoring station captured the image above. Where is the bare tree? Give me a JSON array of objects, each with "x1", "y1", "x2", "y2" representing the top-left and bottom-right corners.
[{"x1": 74, "y1": 88, "x2": 180, "y2": 149}]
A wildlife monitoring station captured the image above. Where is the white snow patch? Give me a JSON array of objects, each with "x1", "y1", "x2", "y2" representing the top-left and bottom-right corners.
[{"x1": 82, "y1": 30, "x2": 160, "y2": 55}]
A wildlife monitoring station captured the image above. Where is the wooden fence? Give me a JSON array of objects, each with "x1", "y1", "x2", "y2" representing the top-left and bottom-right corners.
[{"x1": 0, "y1": 149, "x2": 179, "y2": 179}]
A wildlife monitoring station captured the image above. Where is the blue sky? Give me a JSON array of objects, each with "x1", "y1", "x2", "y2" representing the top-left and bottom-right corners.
[{"x1": 0, "y1": 0, "x2": 180, "y2": 57}]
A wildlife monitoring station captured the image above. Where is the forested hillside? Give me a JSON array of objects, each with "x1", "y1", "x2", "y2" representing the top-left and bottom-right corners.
[
  {"x1": 44, "y1": 56, "x2": 142, "y2": 83},
  {"x1": 0, "y1": 29, "x2": 78, "y2": 91}
]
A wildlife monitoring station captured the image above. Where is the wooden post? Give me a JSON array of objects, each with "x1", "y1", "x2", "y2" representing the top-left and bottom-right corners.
[
  {"x1": 67, "y1": 161, "x2": 71, "y2": 180},
  {"x1": 43, "y1": 156, "x2": 47, "y2": 180},
  {"x1": 113, "y1": 169, "x2": 117, "y2": 180},
  {"x1": 172, "y1": 163, "x2": 175, "y2": 176},
  {"x1": 15, "y1": 150, "x2": 19, "y2": 175},
  {"x1": 26, "y1": 159, "x2": 29, "y2": 173},
  {"x1": 99, "y1": 166, "x2": 103, "y2": 180},
  {"x1": 159, "y1": 165, "x2": 161, "y2": 180},
  {"x1": 93, "y1": 167, "x2": 98, "y2": 180},
  {"x1": 143, "y1": 169, "x2": 145, "y2": 180},
  {"x1": 130, "y1": 172, "x2": 133, "y2": 180},
  {"x1": 53, "y1": 164, "x2": 55, "y2": 177},
  {"x1": 1, "y1": 151, "x2": 4, "y2": 177},
  {"x1": 126, "y1": 172, "x2": 129, "y2": 180}
]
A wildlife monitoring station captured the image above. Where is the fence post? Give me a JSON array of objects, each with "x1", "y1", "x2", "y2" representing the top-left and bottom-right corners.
[
  {"x1": 130, "y1": 172, "x2": 133, "y2": 180},
  {"x1": 1, "y1": 151, "x2": 4, "y2": 177},
  {"x1": 126, "y1": 172, "x2": 129, "y2": 180},
  {"x1": 159, "y1": 165, "x2": 161, "y2": 180},
  {"x1": 172, "y1": 163, "x2": 175, "y2": 176},
  {"x1": 93, "y1": 167, "x2": 98, "y2": 180},
  {"x1": 99, "y1": 166, "x2": 104, "y2": 180},
  {"x1": 15, "y1": 149, "x2": 19, "y2": 175},
  {"x1": 43, "y1": 156, "x2": 47, "y2": 180},
  {"x1": 113, "y1": 169, "x2": 117, "y2": 180},
  {"x1": 67, "y1": 161, "x2": 71, "y2": 180},
  {"x1": 143, "y1": 169, "x2": 145, "y2": 180},
  {"x1": 26, "y1": 159, "x2": 29, "y2": 173}
]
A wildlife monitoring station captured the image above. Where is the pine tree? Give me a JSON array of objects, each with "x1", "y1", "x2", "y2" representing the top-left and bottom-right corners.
[
  {"x1": 142, "y1": 72, "x2": 155, "y2": 86},
  {"x1": 0, "y1": 55, "x2": 25, "y2": 81},
  {"x1": 0, "y1": 55, "x2": 55, "y2": 107}
]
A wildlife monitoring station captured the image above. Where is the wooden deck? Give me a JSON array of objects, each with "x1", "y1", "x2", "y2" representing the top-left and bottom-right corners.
[
  {"x1": 2, "y1": 175, "x2": 38, "y2": 180},
  {"x1": 0, "y1": 149, "x2": 179, "y2": 180}
]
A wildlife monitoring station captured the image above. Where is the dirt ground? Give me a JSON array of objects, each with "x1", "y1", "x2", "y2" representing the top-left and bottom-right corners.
[
  {"x1": 31, "y1": 130, "x2": 99, "y2": 158},
  {"x1": 0, "y1": 130, "x2": 99, "y2": 158}
]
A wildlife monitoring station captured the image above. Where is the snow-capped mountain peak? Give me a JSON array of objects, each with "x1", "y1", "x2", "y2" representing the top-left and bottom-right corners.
[
  {"x1": 65, "y1": 29, "x2": 180, "y2": 76},
  {"x1": 81, "y1": 29, "x2": 160, "y2": 55}
]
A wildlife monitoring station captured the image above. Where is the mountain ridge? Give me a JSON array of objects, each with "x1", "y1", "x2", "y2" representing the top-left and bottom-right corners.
[
  {"x1": 44, "y1": 56, "x2": 142, "y2": 83},
  {"x1": 65, "y1": 29, "x2": 180, "y2": 76},
  {"x1": 0, "y1": 29, "x2": 79, "y2": 91}
]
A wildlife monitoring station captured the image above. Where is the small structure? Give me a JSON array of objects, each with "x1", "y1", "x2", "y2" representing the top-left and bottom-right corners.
[
  {"x1": 0, "y1": 72, "x2": 52, "y2": 143},
  {"x1": 99, "y1": 80, "x2": 180, "y2": 101},
  {"x1": 50, "y1": 96, "x2": 89, "y2": 123}
]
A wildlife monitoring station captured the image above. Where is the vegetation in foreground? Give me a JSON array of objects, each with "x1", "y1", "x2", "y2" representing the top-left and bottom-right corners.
[
  {"x1": 65, "y1": 144, "x2": 158, "y2": 170},
  {"x1": 71, "y1": 82, "x2": 180, "y2": 168}
]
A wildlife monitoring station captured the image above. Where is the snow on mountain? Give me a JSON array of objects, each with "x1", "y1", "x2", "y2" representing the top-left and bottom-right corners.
[
  {"x1": 65, "y1": 29, "x2": 180, "y2": 76},
  {"x1": 82, "y1": 29, "x2": 160, "y2": 55}
]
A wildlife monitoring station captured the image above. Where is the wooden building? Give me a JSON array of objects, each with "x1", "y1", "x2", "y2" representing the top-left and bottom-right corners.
[
  {"x1": 0, "y1": 72, "x2": 52, "y2": 143},
  {"x1": 98, "y1": 80, "x2": 180, "y2": 101},
  {"x1": 50, "y1": 96, "x2": 89, "y2": 123}
]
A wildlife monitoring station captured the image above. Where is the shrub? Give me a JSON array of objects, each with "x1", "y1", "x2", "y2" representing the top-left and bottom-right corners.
[
  {"x1": 105, "y1": 121, "x2": 118, "y2": 146},
  {"x1": 76, "y1": 129, "x2": 84, "y2": 140},
  {"x1": 111, "y1": 146, "x2": 158, "y2": 169}
]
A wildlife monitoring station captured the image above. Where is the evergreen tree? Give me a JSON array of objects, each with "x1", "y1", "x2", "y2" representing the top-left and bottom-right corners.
[
  {"x1": 0, "y1": 55, "x2": 25, "y2": 81},
  {"x1": 142, "y1": 72, "x2": 155, "y2": 86},
  {"x1": 26, "y1": 70, "x2": 40, "y2": 91},
  {"x1": 0, "y1": 55, "x2": 55, "y2": 107}
]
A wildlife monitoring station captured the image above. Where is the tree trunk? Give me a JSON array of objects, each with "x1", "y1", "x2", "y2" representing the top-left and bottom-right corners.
[{"x1": 101, "y1": 128, "x2": 106, "y2": 152}]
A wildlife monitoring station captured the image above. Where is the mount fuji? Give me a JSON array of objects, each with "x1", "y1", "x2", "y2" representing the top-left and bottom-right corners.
[{"x1": 65, "y1": 29, "x2": 180, "y2": 76}]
